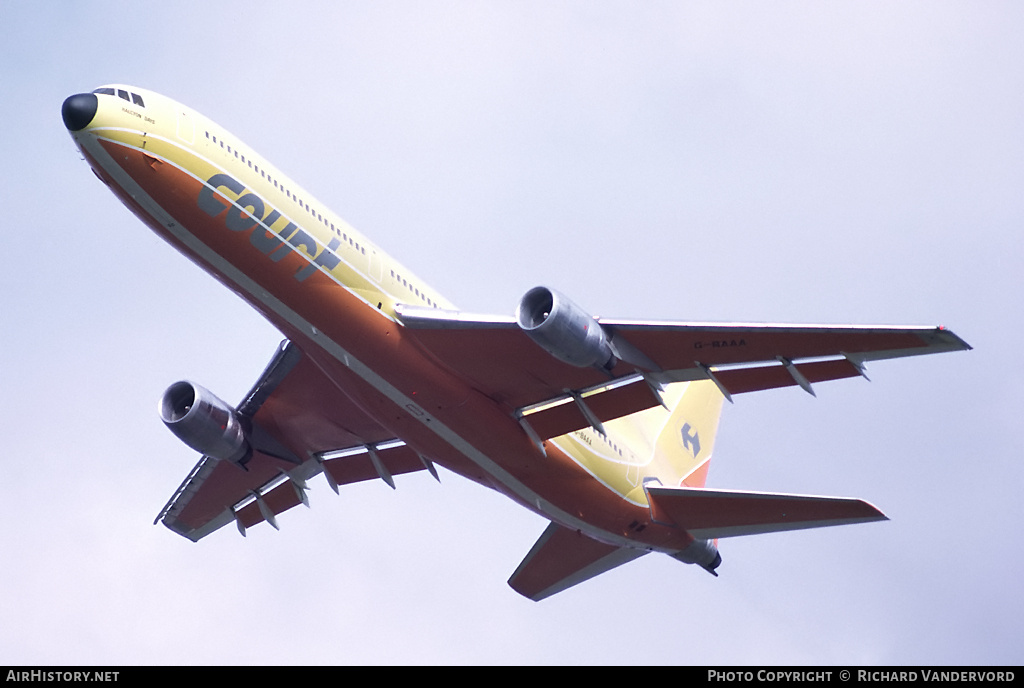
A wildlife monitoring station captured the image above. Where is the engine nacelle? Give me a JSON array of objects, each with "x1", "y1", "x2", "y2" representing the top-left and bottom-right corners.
[
  {"x1": 159, "y1": 381, "x2": 250, "y2": 464},
  {"x1": 516, "y1": 286, "x2": 616, "y2": 370}
]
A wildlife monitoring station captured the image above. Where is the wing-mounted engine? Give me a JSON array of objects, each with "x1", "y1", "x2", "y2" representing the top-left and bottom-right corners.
[
  {"x1": 159, "y1": 381, "x2": 251, "y2": 466},
  {"x1": 516, "y1": 286, "x2": 618, "y2": 371}
]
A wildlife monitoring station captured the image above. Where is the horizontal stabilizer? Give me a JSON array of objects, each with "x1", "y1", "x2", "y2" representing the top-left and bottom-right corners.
[
  {"x1": 508, "y1": 522, "x2": 647, "y2": 601},
  {"x1": 646, "y1": 486, "x2": 887, "y2": 540}
]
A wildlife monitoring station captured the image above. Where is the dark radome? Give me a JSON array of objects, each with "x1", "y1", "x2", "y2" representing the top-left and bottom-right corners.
[{"x1": 62, "y1": 93, "x2": 98, "y2": 131}]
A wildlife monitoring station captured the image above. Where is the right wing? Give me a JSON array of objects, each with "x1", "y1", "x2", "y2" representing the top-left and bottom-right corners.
[{"x1": 157, "y1": 340, "x2": 435, "y2": 541}]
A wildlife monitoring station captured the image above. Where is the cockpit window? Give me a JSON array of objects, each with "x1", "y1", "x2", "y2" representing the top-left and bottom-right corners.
[{"x1": 92, "y1": 87, "x2": 146, "y2": 108}]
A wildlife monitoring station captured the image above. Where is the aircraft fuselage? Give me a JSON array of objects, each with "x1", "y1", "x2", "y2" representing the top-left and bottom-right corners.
[{"x1": 63, "y1": 86, "x2": 700, "y2": 554}]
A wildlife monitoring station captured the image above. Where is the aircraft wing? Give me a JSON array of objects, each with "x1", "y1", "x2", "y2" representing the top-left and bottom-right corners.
[
  {"x1": 396, "y1": 305, "x2": 971, "y2": 442},
  {"x1": 157, "y1": 340, "x2": 435, "y2": 541}
]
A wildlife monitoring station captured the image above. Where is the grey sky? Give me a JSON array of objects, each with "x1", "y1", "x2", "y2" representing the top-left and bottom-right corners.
[{"x1": 2, "y1": 1, "x2": 1021, "y2": 664}]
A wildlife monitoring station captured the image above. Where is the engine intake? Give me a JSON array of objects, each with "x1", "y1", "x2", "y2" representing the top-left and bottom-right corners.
[
  {"x1": 159, "y1": 381, "x2": 250, "y2": 464},
  {"x1": 516, "y1": 286, "x2": 616, "y2": 370}
]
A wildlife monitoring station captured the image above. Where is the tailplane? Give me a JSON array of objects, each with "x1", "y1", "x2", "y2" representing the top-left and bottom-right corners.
[
  {"x1": 507, "y1": 522, "x2": 646, "y2": 602},
  {"x1": 646, "y1": 485, "x2": 888, "y2": 539},
  {"x1": 507, "y1": 381, "x2": 886, "y2": 600}
]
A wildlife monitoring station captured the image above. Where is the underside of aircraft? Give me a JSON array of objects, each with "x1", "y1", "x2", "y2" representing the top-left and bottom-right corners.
[{"x1": 63, "y1": 86, "x2": 971, "y2": 599}]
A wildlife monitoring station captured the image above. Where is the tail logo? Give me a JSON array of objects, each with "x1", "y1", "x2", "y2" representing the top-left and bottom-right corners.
[{"x1": 680, "y1": 423, "x2": 701, "y2": 458}]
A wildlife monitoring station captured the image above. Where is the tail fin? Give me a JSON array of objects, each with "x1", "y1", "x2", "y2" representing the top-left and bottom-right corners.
[{"x1": 643, "y1": 380, "x2": 726, "y2": 488}]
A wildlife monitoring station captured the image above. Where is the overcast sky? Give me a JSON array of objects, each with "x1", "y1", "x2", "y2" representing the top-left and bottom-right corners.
[{"x1": 2, "y1": 1, "x2": 1021, "y2": 665}]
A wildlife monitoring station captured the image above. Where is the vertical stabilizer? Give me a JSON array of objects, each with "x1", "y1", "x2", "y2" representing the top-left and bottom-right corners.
[{"x1": 648, "y1": 380, "x2": 725, "y2": 488}]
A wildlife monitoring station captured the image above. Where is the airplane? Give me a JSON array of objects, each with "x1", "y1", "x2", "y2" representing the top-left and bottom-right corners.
[{"x1": 62, "y1": 85, "x2": 970, "y2": 601}]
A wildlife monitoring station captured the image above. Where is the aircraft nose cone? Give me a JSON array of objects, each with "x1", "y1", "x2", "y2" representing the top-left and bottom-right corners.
[{"x1": 62, "y1": 93, "x2": 98, "y2": 131}]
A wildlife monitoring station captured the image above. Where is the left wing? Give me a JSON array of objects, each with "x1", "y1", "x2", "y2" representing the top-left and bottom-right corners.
[
  {"x1": 396, "y1": 305, "x2": 971, "y2": 442},
  {"x1": 157, "y1": 341, "x2": 435, "y2": 541}
]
